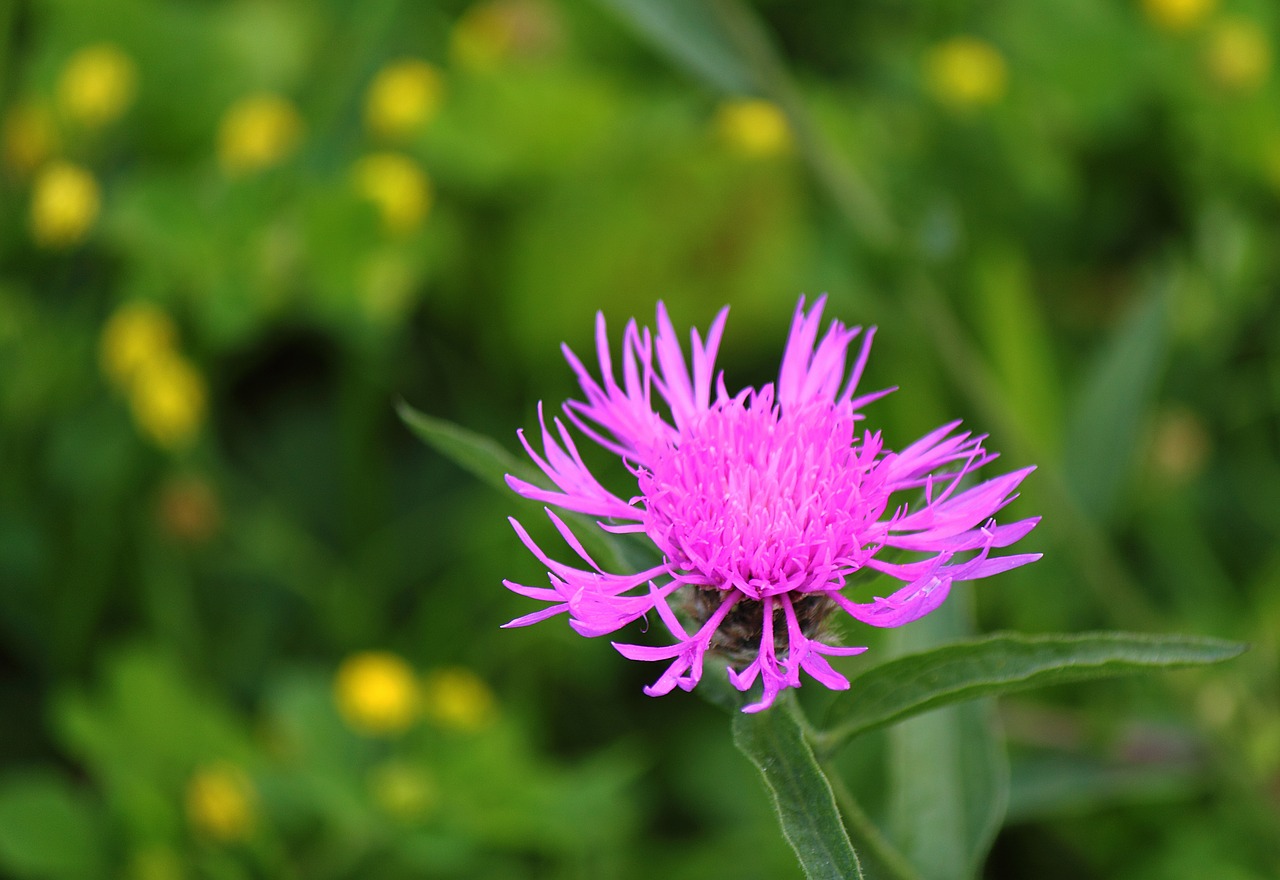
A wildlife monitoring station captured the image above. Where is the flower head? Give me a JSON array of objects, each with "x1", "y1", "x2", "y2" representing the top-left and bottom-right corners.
[
  {"x1": 334, "y1": 651, "x2": 420, "y2": 735},
  {"x1": 57, "y1": 43, "x2": 138, "y2": 129},
  {"x1": 505, "y1": 297, "x2": 1039, "y2": 712},
  {"x1": 714, "y1": 98, "x2": 793, "y2": 158},
  {"x1": 925, "y1": 37, "x2": 1008, "y2": 110},
  {"x1": 351, "y1": 152, "x2": 432, "y2": 236},
  {"x1": 216, "y1": 93, "x2": 303, "y2": 177},
  {"x1": 185, "y1": 763, "x2": 256, "y2": 842},
  {"x1": 30, "y1": 161, "x2": 100, "y2": 248},
  {"x1": 364, "y1": 59, "x2": 444, "y2": 140}
]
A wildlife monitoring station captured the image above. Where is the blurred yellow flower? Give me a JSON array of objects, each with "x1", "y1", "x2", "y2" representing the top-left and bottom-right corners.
[
  {"x1": 1204, "y1": 18, "x2": 1272, "y2": 92},
  {"x1": 450, "y1": 0, "x2": 561, "y2": 71},
  {"x1": 217, "y1": 93, "x2": 303, "y2": 176},
  {"x1": 129, "y1": 353, "x2": 207, "y2": 451},
  {"x1": 352, "y1": 152, "x2": 432, "y2": 236},
  {"x1": 30, "y1": 161, "x2": 100, "y2": 248},
  {"x1": 1141, "y1": 0, "x2": 1217, "y2": 33},
  {"x1": 185, "y1": 763, "x2": 256, "y2": 842},
  {"x1": 334, "y1": 651, "x2": 420, "y2": 735},
  {"x1": 713, "y1": 98, "x2": 793, "y2": 158},
  {"x1": 57, "y1": 43, "x2": 138, "y2": 128},
  {"x1": 369, "y1": 761, "x2": 436, "y2": 820},
  {"x1": 2, "y1": 101, "x2": 58, "y2": 176},
  {"x1": 925, "y1": 36, "x2": 1008, "y2": 109},
  {"x1": 421, "y1": 667, "x2": 497, "y2": 732},
  {"x1": 365, "y1": 59, "x2": 445, "y2": 141},
  {"x1": 100, "y1": 301, "x2": 178, "y2": 390}
]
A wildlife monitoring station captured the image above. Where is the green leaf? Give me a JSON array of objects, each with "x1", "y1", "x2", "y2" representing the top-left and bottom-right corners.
[
  {"x1": 0, "y1": 770, "x2": 104, "y2": 880},
  {"x1": 1062, "y1": 282, "x2": 1169, "y2": 520},
  {"x1": 732, "y1": 694, "x2": 864, "y2": 880},
  {"x1": 883, "y1": 590, "x2": 1007, "y2": 880},
  {"x1": 395, "y1": 401, "x2": 655, "y2": 573},
  {"x1": 1005, "y1": 752, "x2": 1203, "y2": 823},
  {"x1": 819, "y1": 632, "x2": 1246, "y2": 750},
  {"x1": 593, "y1": 0, "x2": 758, "y2": 93}
]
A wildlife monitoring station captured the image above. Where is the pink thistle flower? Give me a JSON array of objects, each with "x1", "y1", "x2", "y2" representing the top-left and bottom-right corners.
[{"x1": 504, "y1": 296, "x2": 1040, "y2": 712}]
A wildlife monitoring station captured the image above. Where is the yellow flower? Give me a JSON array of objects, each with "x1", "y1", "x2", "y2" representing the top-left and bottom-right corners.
[
  {"x1": 129, "y1": 353, "x2": 207, "y2": 451},
  {"x1": 365, "y1": 59, "x2": 445, "y2": 141},
  {"x1": 57, "y1": 43, "x2": 138, "y2": 128},
  {"x1": 185, "y1": 763, "x2": 255, "y2": 842},
  {"x1": 1141, "y1": 0, "x2": 1217, "y2": 33},
  {"x1": 217, "y1": 94, "x2": 303, "y2": 176},
  {"x1": 368, "y1": 761, "x2": 436, "y2": 820},
  {"x1": 352, "y1": 153, "x2": 432, "y2": 236},
  {"x1": 421, "y1": 667, "x2": 496, "y2": 732},
  {"x1": 334, "y1": 651, "x2": 420, "y2": 735},
  {"x1": 1204, "y1": 18, "x2": 1271, "y2": 92},
  {"x1": 450, "y1": 0, "x2": 556, "y2": 71},
  {"x1": 925, "y1": 36, "x2": 1008, "y2": 110},
  {"x1": 2, "y1": 101, "x2": 58, "y2": 175},
  {"x1": 30, "y1": 161, "x2": 101, "y2": 248},
  {"x1": 713, "y1": 98, "x2": 793, "y2": 158},
  {"x1": 100, "y1": 301, "x2": 178, "y2": 390}
]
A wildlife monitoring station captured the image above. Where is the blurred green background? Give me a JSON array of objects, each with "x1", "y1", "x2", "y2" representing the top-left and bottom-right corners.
[{"x1": 1, "y1": 0, "x2": 1278, "y2": 877}]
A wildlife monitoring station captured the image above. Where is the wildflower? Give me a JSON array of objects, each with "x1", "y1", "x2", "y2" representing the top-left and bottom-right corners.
[
  {"x1": 29, "y1": 161, "x2": 100, "y2": 248},
  {"x1": 925, "y1": 36, "x2": 1008, "y2": 109},
  {"x1": 365, "y1": 59, "x2": 444, "y2": 140},
  {"x1": 714, "y1": 98, "x2": 793, "y2": 158},
  {"x1": 352, "y1": 152, "x2": 432, "y2": 236},
  {"x1": 421, "y1": 667, "x2": 497, "y2": 732},
  {"x1": 1141, "y1": 0, "x2": 1217, "y2": 33},
  {"x1": 100, "y1": 301, "x2": 178, "y2": 390},
  {"x1": 504, "y1": 297, "x2": 1039, "y2": 712},
  {"x1": 216, "y1": 93, "x2": 302, "y2": 176},
  {"x1": 2, "y1": 101, "x2": 58, "y2": 175},
  {"x1": 185, "y1": 763, "x2": 256, "y2": 842},
  {"x1": 1204, "y1": 18, "x2": 1271, "y2": 92},
  {"x1": 128, "y1": 353, "x2": 207, "y2": 451},
  {"x1": 57, "y1": 43, "x2": 138, "y2": 128},
  {"x1": 334, "y1": 651, "x2": 420, "y2": 735}
]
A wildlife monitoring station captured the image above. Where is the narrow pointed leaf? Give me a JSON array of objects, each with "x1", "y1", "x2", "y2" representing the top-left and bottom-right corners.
[
  {"x1": 885, "y1": 588, "x2": 1007, "y2": 880},
  {"x1": 396, "y1": 401, "x2": 656, "y2": 573},
  {"x1": 820, "y1": 632, "x2": 1245, "y2": 750},
  {"x1": 1063, "y1": 283, "x2": 1169, "y2": 520},
  {"x1": 732, "y1": 695, "x2": 864, "y2": 880},
  {"x1": 593, "y1": 0, "x2": 758, "y2": 93}
]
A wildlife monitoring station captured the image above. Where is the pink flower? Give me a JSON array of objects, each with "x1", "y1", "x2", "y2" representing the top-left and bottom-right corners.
[{"x1": 504, "y1": 296, "x2": 1039, "y2": 712}]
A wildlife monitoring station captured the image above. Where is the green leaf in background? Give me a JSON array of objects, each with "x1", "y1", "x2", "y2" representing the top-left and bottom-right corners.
[
  {"x1": 1005, "y1": 752, "x2": 1203, "y2": 824},
  {"x1": 0, "y1": 770, "x2": 104, "y2": 880},
  {"x1": 1062, "y1": 282, "x2": 1169, "y2": 521},
  {"x1": 731, "y1": 694, "x2": 865, "y2": 880},
  {"x1": 818, "y1": 632, "x2": 1246, "y2": 751},
  {"x1": 395, "y1": 401, "x2": 655, "y2": 574},
  {"x1": 883, "y1": 590, "x2": 1007, "y2": 880},
  {"x1": 593, "y1": 0, "x2": 757, "y2": 94}
]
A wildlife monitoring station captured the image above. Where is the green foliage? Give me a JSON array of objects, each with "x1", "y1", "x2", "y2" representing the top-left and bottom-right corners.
[
  {"x1": 1, "y1": 0, "x2": 1277, "y2": 877},
  {"x1": 732, "y1": 694, "x2": 864, "y2": 880}
]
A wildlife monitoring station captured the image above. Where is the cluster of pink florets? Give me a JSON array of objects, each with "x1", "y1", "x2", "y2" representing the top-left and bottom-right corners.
[{"x1": 504, "y1": 296, "x2": 1039, "y2": 712}]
